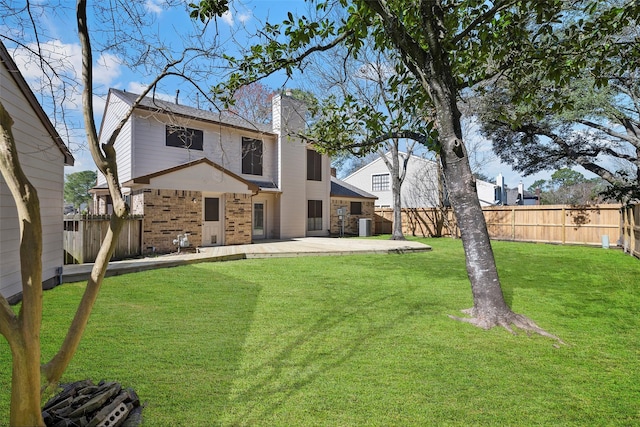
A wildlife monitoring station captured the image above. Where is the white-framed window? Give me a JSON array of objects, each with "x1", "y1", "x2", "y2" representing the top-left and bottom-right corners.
[{"x1": 372, "y1": 173, "x2": 390, "y2": 191}]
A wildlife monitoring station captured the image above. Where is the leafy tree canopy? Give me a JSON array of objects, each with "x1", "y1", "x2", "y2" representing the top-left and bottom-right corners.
[
  {"x1": 473, "y1": 1, "x2": 640, "y2": 203},
  {"x1": 528, "y1": 168, "x2": 609, "y2": 205},
  {"x1": 64, "y1": 170, "x2": 97, "y2": 209}
]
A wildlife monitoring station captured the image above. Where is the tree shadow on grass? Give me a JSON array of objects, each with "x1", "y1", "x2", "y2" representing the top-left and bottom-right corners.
[
  {"x1": 46, "y1": 267, "x2": 263, "y2": 425},
  {"x1": 215, "y1": 285, "x2": 419, "y2": 425}
]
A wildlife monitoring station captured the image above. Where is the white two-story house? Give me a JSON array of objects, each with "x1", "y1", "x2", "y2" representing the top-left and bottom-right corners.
[
  {"x1": 92, "y1": 89, "x2": 331, "y2": 253},
  {"x1": 344, "y1": 152, "x2": 499, "y2": 208},
  {"x1": 0, "y1": 41, "x2": 74, "y2": 302}
]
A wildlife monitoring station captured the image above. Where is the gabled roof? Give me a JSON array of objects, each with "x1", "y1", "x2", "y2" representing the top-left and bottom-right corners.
[
  {"x1": 122, "y1": 158, "x2": 260, "y2": 193},
  {"x1": 108, "y1": 88, "x2": 275, "y2": 136},
  {"x1": 344, "y1": 151, "x2": 435, "y2": 181},
  {"x1": 331, "y1": 176, "x2": 377, "y2": 200},
  {"x1": 0, "y1": 41, "x2": 74, "y2": 166}
]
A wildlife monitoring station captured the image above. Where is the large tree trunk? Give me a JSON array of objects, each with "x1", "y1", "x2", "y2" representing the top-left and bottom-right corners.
[
  {"x1": 422, "y1": 5, "x2": 512, "y2": 326},
  {"x1": 422, "y1": 5, "x2": 559, "y2": 339},
  {"x1": 367, "y1": 0, "x2": 561, "y2": 339},
  {"x1": 429, "y1": 80, "x2": 511, "y2": 324}
]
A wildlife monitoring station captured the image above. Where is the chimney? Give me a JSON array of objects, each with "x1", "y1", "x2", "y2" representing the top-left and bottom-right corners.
[
  {"x1": 331, "y1": 167, "x2": 337, "y2": 177},
  {"x1": 175, "y1": 89, "x2": 180, "y2": 105},
  {"x1": 517, "y1": 181, "x2": 524, "y2": 205}
]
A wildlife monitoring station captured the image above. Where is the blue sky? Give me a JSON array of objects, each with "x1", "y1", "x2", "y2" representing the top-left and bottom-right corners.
[{"x1": 2, "y1": 0, "x2": 553, "y2": 189}]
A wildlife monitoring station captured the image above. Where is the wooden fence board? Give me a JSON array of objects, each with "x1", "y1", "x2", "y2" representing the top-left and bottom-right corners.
[
  {"x1": 376, "y1": 204, "x2": 622, "y2": 247},
  {"x1": 621, "y1": 204, "x2": 640, "y2": 257},
  {"x1": 63, "y1": 216, "x2": 142, "y2": 264}
]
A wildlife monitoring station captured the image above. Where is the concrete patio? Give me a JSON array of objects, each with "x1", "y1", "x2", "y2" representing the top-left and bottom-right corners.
[{"x1": 62, "y1": 237, "x2": 431, "y2": 283}]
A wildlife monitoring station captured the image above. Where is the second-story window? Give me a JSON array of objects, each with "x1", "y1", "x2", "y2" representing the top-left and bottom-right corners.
[
  {"x1": 372, "y1": 173, "x2": 390, "y2": 191},
  {"x1": 166, "y1": 125, "x2": 203, "y2": 151},
  {"x1": 242, "y1": 137, "x2": 263, "y2": 175},
  {"x1": 307, "y1": 149, "x2": 322, "y2": 181}
]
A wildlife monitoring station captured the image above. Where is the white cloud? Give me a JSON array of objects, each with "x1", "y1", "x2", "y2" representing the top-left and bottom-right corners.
[
  {"x1": 219, "y1": 6, "x2": 252, "y2": 26},
  {"x1": 12, "y1": 40, "x2": 80, "y2": 81},
  {"x1": 94, "y1": 53, "x2": 123, "y2": 87},
  {"x1": 144, "y1": 0, "x2": 165, "y2": 14},
  {"x1": 221, "y1": 10, "x2": 234, "y2": 26},
  {"x1": 12, "y1": 41, "x2": 123, "y2": 112},
  {"x1": 238, "y1": 12, "x2": 252, "y2": 24}
]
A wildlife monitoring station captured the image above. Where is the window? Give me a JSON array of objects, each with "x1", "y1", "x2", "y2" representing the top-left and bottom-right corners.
[
  {"x1": 307, "y1": 200, "x2": 323, "y2": 231},
  {"x1": 350, "y1": 201, "x2": 362, "y2": 215},
  {"x1": 242, "y1": 137, "x2": 263, "y2": 176},
  {"x1": 372, "y1": 173, "x2": 390, "y2": 191},
  {"x1": 307, "y1": 149, "x2": 322, "y2": 181},
  {"x1": 166, "y1": 125, "x2": 203, "y2": 150},
  {"x1": 204, "y1": 197, "x2": 219, "y2": 222}
]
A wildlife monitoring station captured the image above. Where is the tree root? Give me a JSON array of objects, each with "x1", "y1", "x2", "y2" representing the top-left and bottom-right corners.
[{"x1": 449, "y1": 308, "x2": 566, "y2": 346}]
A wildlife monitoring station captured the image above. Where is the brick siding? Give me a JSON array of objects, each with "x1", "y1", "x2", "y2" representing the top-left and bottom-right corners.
[
  {"x1": 140, "y1": 189, "x2": 202, "y2": 253},
  {"x1": 330, "y1": 198, "x2": 376, "y2": 236},
  {"x1": 224, "y1": 193, "x2": 253, "y2": 245}
]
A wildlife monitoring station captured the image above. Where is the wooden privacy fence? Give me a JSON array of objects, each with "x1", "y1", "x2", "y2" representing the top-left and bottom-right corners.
[
  {"x1": 64, "y1": 215, "x2": 142, "y2": 264},
  {"x1": 621, "y1": 204, "x2": 640, "y2": 257},
  {"x1": 376, "y1": 204, "x2": 622, "y2": 247}
]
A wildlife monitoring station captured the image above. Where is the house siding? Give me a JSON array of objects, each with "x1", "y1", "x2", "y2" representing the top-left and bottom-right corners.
[
  {"x1": 0, "y1": 56, "x2": 66, "y2": 300},
  {"x1": 274, "y1": 94, "x2": 331, "y2": 238},
  {"x1": 97, "y1": 94, "x2": 133, "y2": 185},
  {"x1": 344, "y1": 153, "x2": 440, "y2": 208},
  {"x1": 139, "y1": 162, "x2": 254, "y2": 194},
  {"x1": 129, "y1": 110, "x2": 278, "y2": 184},
  {"x1": 305, "y1": 153, "x2": 332, "y2": 236}
]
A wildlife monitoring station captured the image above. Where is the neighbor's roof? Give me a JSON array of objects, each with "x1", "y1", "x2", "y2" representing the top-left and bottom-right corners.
[
  {"x1": 331, "y1": 176, "x2": 377, "y2": 200},
  {"x1": 0, "y1": 41, "x2": 74, "y2": 166},
  {"x1": 343, "y1": 151, "x2": 436, "y2": 181},
  {"x1": 109, "y1": 88, "x2": 275, "y2": 136}
]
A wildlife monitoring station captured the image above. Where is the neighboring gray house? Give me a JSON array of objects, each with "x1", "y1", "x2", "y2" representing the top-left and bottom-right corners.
[
  {"x1": 343, "y1": 152, "x2": 498, "y2": 208},
  {"x1": 93, "y1": 88, "x2": 332, "y2": 253},
  {"x1": 494, "y1": 174, "x2": 540, "y2": 206},
  {"x1": 0, "y1": 41, "x2": 75, "y2": 302}
]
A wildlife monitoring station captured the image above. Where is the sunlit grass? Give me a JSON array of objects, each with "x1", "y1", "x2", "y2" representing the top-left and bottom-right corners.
[{"x1": 0, "y1": 238, "x2": 638, "y2": 425}]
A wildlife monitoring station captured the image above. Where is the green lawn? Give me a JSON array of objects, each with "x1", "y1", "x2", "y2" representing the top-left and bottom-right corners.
[{"x1": 1, "y1": 238, "x2": 639, "y2": 425}]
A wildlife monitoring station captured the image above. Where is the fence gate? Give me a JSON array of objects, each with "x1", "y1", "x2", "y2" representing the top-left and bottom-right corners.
[{"x1": 64, "y1": 215, "x2": 142, "y2": 264}]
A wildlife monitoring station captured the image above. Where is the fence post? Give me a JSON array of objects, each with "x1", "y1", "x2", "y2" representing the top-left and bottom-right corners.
[
  {"x1": 632, "y1": 206, "x2": 637, "y2": 257},
  {"x1": 561, "y1": 206, "x2": 566, "y2": 244},
  {"x1": 623, "y1": 206, "x2": 629, "y2": 253},
  {"x1": 511, "y1": 207, "x2": 515, "y2": 240}
]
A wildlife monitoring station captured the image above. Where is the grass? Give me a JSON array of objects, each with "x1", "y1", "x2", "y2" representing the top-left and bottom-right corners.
[{"x1": 1, "y1": 237, "x2": 639, "y2": 425}]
